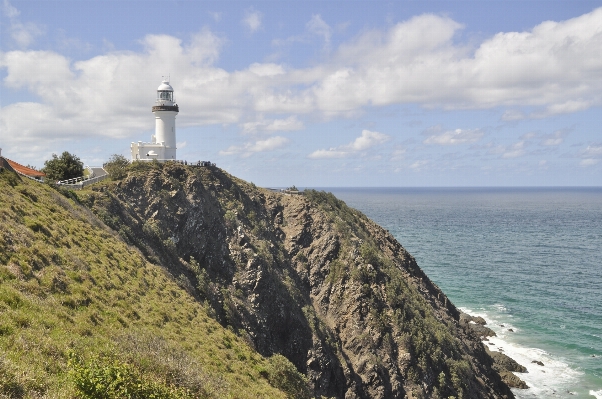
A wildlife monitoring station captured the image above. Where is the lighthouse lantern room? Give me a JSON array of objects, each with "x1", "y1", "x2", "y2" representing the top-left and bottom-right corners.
[{"x1": 131, "y1": 80, "x2": 180, "y2": 161}]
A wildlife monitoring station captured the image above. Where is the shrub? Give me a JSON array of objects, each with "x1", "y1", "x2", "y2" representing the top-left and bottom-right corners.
[
  {"x1": 104, "y1": 154, "x2": 129, "y2": 180},
  {"x1": 68, "y1": 353, "x2": 188, "y2": 399},
  {"x1": 42, "y1": 151, "x2": 84, "y2": 181},
  {"x1": 264, "y1": 354, "x2": 311, "y2": 399}
]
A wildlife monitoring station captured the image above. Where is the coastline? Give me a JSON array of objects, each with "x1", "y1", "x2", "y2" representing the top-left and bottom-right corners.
[
  {"x1": 325, "y1": 187, "x2": 602, "y2": 399},
  {"x1": 460, "y1": 307, "x2": 596, "y2": 398}
]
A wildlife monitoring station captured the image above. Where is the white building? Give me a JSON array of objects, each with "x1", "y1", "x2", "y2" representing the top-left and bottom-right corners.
[{"x1": 131, "y1": 80, "x2": 179, "y2": 161}]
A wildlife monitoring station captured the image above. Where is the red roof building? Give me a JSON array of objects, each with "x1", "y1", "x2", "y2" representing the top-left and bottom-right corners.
[{"x1": 0, "y1": 155, "x2": 46, "y2": 179}]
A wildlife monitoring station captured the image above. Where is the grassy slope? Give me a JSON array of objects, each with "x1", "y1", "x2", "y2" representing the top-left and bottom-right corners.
[{"x1": 0, "y1": 169, "x2": 294, "y2": 399}]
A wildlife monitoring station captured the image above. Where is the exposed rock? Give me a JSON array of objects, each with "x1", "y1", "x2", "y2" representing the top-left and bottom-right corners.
[
  {"x1": 487, "y1": 348, "x2": 527, "y2": 373},
  {"x1": 469, "y1": 323, "x2": 497, "y2": 338},
  {"x1": 498, "y1": 371, "x2": 529, "y2": 389},
  {"x1": 531, "y1": 360, "x2": 545, "y2": 366},
  {"x1": 460, "y1": 312, "x2": 488, "y2": 325}
]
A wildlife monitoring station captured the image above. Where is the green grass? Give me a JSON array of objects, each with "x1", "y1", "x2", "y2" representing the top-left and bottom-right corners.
[{"x1": 0, "y1": 169, "x2": 293, "y2": 398}]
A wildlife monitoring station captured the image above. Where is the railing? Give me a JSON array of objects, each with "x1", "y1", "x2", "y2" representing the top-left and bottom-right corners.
[
  {"x1": 85, "y1": 165, "x2": 95, "y2": 178},
  {"x1": 151, "y1": 105, "x2": 179, "y2": 112},
  {"x1": 56, "y1": 167, "x2": 109, "y2": 190},
  {"x1": 265, "y1": 188, "x2": 304, "y2": 195},
  {"x1": 14, "y1": 170, "x2": 45, "y2": 182},
  {"x1": 133, "y1": 159, "x2": 216, "y2": 167}
]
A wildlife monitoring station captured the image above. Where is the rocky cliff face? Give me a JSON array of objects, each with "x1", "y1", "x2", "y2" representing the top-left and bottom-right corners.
[{"x1": 80, "y1": 162, "x2": 514, "y2": 399}]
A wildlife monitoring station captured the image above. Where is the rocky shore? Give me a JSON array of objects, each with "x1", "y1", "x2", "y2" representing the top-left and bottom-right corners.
[{"x1": 460, "y1": 312, "x2": 530, "y2": 390}]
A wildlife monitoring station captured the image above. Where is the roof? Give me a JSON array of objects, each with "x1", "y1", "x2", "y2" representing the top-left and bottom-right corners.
[
  {"x1": 2, "y1": 157, "x2": 46, "y2": 177},
  {"x1": 157, "y1": 80, "x2": 174, "y2": 91}
]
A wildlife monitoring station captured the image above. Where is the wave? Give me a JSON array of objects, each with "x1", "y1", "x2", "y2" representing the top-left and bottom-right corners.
[
  {"x1": 458, "y1": 306, "x2": 588, "y2": 398},
  {"x1": 590, "y1": 390, "x2": 602, "y2": 399}
]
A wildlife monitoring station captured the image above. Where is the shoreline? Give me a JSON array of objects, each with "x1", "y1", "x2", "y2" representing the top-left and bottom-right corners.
[{"x1": 459, "y1": 307, "x2": 599, "y2": 398}]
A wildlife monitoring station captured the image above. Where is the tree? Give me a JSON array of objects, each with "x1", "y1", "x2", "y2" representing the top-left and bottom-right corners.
[
  {"x1": 42, "y1": 151, "x2": 84, "y2": 182},
  {"x1": 104, "y1": 154, "x2": 129, "y2": 180}
]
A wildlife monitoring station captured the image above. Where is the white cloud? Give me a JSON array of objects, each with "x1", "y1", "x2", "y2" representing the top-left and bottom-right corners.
[
  {"x1": 502, "y1": 109, "x2": 526, "y2": 121},
  {"x1": 240, "y1": 116, "x2": 304, "y2": 134},
  {"x1": 186, "y1": 28, "x2": 226, "y2": 66},
  {"x1": 582, "y1": 144, "x2": 602, "y2": 158},
  {"x1": 520, "y1": 131, "x2": 538, "y2": 140},
  {"x1": 2, "y1": 0, "x2": 19, "y2": 18},
  {"x1": 487, "y1": 140, "x2": 529, "y2": 159},
  {"x1": 579, "y1": 144, "x2": 602, "y2": 166},
  {"x1": 219, "y1": 136, "x2": 289, "y2": 157},
  {"x1": 308, "y1": 129, "x2": 390, "y2": 159},
  {"x1": 2, "y1": 8, "x2": 602, "y2": 159},
  {"x1": 310, "y1": 8, "x2": 602, "y2": 113},
  {"x1": 248, "y1": 63, "x2": 285, "y2": 77},
  {"x1": 410, "y1": 160, "x2": 428, "y2": 170},
  {"x1": 208, "y1": 11, "x2": 222, "y2": 22},
  {"x1": 9, "y1": 21, "x2": 44, "y2": 47},
  {"x1": 424, "y1": 128, "x2": 483, "y2": 145},
  {"x1": 306, "y1": 15, "x2": 332, "y2": 46},
  {"x1": 242, "y1": 9, "x2": 262, "y2": 32},
  {"x1": 273, "y1": 14, "x2": 333, "y2": 48},
  {"x1": 307, "y1": 149, "x2": 348, "y2": 159},
  {"x1": 0, "y1": 30, "x2": 249, "y2": 145},
  {"x1": 391, "y1": 147, "x2": 406, "y2": 161},
  {"x1": 2, "y1": 0, "x2": 44, "y2": 48},
  {"x1": 502, "y1": 141, "x2": 527, "y2": 159},
  {"x1": 540, "y1": 130, "x2": 568, "y2": 146}
]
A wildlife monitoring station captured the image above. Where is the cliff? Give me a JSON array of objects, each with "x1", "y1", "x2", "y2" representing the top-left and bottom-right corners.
[
  {"x1": 79, "y1": 161, "x2": 514, "y2": 399},
  {"x1": 0, "y1": 162, "x2": 516, "y2": 398}
]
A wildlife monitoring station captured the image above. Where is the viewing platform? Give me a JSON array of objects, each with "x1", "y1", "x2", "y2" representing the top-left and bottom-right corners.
[{"x1": 151, "y1": 105, "x2": 179, "y2": 112}]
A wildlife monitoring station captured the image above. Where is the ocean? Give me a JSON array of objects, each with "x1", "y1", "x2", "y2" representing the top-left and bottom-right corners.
[{"x1": 324, "y1": 187, "x2": 602, "y2": 398}]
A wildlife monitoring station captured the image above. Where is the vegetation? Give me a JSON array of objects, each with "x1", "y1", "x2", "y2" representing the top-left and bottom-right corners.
[
  {"x1": 0, "y1": 168, "x2": 296, "y2": 398},
  {"x1": 41, "y1": 151, "x2": 84, "y2": 181},
  {"x1": 103, "y1": 154, "x2": 130, "y2": 180}
]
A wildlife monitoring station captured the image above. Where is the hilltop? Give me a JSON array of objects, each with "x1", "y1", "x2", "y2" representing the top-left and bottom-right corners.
[
  {"x1": 1, "y1": 162, "x2": 517, "y2": 398},
  {"x1": 0, "y1": 169, "x2": 306, "y2": 398}
]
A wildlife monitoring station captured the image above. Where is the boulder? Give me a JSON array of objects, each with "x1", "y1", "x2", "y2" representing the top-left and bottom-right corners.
[
  {"x1": 460, "y1": 312, "x2": 487, "y2": 325},
  {"x1": 470, "y1": 323, "x2": 497, "y2": 338},
  {"x1": 498, "y1": 370, "x2": 529, "y2": 389},
  {"x1": 531, "y1": 360, "x2": 545, "y2": 366},
  {"x1": 487, "y1": 348, "x2": 527, "y2": 373}
]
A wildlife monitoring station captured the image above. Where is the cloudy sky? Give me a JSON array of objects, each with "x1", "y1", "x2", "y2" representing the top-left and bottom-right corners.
[{"x1": 1, "y1": 0, "x2": 601, "y2": 187}]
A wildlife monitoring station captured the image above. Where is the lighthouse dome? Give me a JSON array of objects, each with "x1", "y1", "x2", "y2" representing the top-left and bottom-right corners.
[{"x1": 157, "y1": 81, "x2": 173, "y2": 91}]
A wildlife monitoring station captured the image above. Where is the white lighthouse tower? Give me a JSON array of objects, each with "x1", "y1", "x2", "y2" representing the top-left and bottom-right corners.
[{"x1": 131, "y1": 80, "x2": 180, "y2": 161}]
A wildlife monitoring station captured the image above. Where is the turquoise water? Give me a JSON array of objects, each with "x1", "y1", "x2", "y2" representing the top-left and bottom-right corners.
[{"x1": 326, "y1": 187, "x2": 602, "y2": 398}]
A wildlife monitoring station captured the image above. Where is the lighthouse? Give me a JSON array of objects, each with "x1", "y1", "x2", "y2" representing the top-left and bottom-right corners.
[{"x1": 131, "y1": 80, "x2": 180, "y2": 161}]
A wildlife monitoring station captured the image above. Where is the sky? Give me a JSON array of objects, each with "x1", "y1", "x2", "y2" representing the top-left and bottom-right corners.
[{"x1": 1, "y1": 0, "x2": 601, "y2": 187}]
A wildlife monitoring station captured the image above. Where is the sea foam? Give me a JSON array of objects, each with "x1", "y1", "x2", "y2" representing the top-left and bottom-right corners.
[
  {"x1": 590, "y1": 390, "x2": 602, "y2": 399},
  {"x1": 459, "y1": 307, "x2": 584, "y2": 398}
]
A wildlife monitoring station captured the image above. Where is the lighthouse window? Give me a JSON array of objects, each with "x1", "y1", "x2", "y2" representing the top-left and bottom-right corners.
[{"x1": 158, "y1": 91, "x2": 172, "y2": 101}]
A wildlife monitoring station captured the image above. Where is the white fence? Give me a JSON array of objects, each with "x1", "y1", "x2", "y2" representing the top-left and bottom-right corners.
[{"x1": 56, "y1": 166, "x2": 108, "y2": 190}]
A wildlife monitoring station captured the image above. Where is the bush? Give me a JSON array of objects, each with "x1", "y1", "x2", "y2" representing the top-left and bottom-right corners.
[
  {"x1": 104, "y1": 154, "x2": 129, "y2": 180},
  {"x1": 42, "y1": 151, "x2": 84, "y2": 181},
  {"x1": 68, "y1": 353, "x2": 188, "y2": 399},
  {"x1": 264, "y1": 354, "x2": 311, "y2": 399}
]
